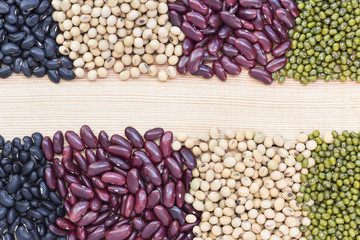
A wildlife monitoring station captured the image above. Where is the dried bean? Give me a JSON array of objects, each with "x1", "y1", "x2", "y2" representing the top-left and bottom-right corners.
[{"x1": 249, "y1": 67, "x2": 273, "y2": 84}]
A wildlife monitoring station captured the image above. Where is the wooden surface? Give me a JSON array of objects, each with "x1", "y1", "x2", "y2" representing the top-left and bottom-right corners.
[{"x1": 0, "y1": 69, "x2": 359, "y2": 140}]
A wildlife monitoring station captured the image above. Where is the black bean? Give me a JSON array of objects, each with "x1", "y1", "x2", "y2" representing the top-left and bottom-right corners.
[
  {"x1": 31, "y1": 133, "x2": 42, "y2": 147},
  {"x1": 15, "y1": 201, "x2": 30, "y2": 212},
  {"x1": 47, "y1": 69, "x2": 60, "y2": 83},
  {"x1": 28, "y1": 171, "x2": 38, "y2": 182},
  {"x1": 58, "y1": 67, "x2": 75, "y2": 80},
  {"x1": 31, "y1": 229, "x2": 41, "y2": 240},
  {"x1": 30, "y1": 199, "x2": 40, "y2": 208},
  {"x1": 41, "y1": 16, "x2": 52, "y2": 33},
  {"x1": 2, "y1": 55, "x2": 14, "y2": 64},
  {"x1": 20, "y1": 0, "x2": 40, "y2": 11},
  {"x1": 44, "y1": 38, "x2": 56, "y2": 58},
  {"x1": 0, "y1": 65, "x2": 13, "y2": 78},
  {"x1": 0, "y1": 135, "x2": 4, "y2": 147},
  {"x1": 45, "y1": 60, "x2": 60, "y2": 70},
  {"x1": 48, "y1": 23, "x2": 58, "y2": 39},
  {"x1": 21, "y1": 35, "x2": 36, "y2": 50},
  {"x1": 0, "y1": 0, "x2": 10, "y2": 13},
  {"x1": 56, "y1": 206, "x2": 65, "y2": 217},
  {"x1": 49, "y1": 191, "x2": 62, "y2": 205},
  {"x1": 21, "y1": 217, "x2": 34, "y2": 230},
  {"x1": 0, "y1": 189, "x2": 15, "y2": 207},
  {"x1": 11, "y1": 147, "x2": 19, "y2": 160},
  {"x1": 5, "y1": 6, "x2": 17, "y2": 24},
  {"x1": 22, "y1": 160, "x2": 35, "y2": 175},
  {"x1": 8, "y1": 32, "x2": 27, "y2": 43},
  {"x1": 48, "y1": 213, "x2": 57, "y2": 223},
  {"x1": 39, "y1": 181, "x2": 49, "y2": 198},
  {"x1": 0, "y1": 219, "x2": 8, "y2": 235},
  {"x1": 8, "y1": 216, "x2": 20, "y2": 233},
  {"x1": 34, "y1": 29, "x2": 45, "y2": 42},
  {"x1": 0, "y1": 206, "x2": 8, "y2": 219},
  {"x1": 38, "y1": 223, "x2": 47, "y2": 236},
  {"x1": 23, "y1": 136, "x2": 33, "y2": 151},
  {"x1": 26, "y1": 14, "x2": 39, "y2": 27},
  {"x1": 12, "y1": 162, "x2": 21, "y2": 173},
  {"x1": 59, "y1": 56, "x2": 73, "y2": 69},
  {"x1": 27, "y1": 56, "x2": 39, "y2": 68},
  {"x1": 42, "y1": 232, "x2": 57, "y2": 240},
  {"x1": 0, "y1": 167, "x2": 5, "y2": 178},
  {"x1": 27, "y1": 209, "x2": 42, "y2": 219},
  {"x1": 21, "y1": 187, "x2": 33, "y2": 200},
  {"x1": 4, "y1": 232, "x2": 15, "y2": 240},
  {"x1": 37, "y1": 165, "x2": 45, "y2": 178},
  {"x1": 4, "y1": 23, "x2": 18, "y2": 33},
  {"x1": 36, "y1": 0, "x2": 49, "y2": 14},
  {"x1": 13, "y1": 189, "x2": 23, "y2": 201},
  {"x1": 36, "y1": 206, "x2": 51, "y2": 216},
  {"x1": 13, "y1": 57, "x2": 23, "y2": 73},
  {"x1": 15, "y1": 225, "x2": 33, "y2": 240},
  {"x1": 21, "y1": 59, "x2": 32, "y2": 77},
  {"x1": 3, "y1": 141, "x2": 12, "y2": 157},
  {"x1": 29, "y1": 47, "x2": 45, "y2": 62},
  {"x1": 7, "y1": 208, "x2": 17, "y2": 224}
]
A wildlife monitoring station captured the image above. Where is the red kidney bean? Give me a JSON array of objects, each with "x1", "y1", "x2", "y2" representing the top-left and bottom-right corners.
[
  {"x1": 87, "y1": 161, "x2": 113, "y2": 177},
  {"x1": 239, "y1": 0, "x2": 263, "y2": 8},
  {"x1": 219, "y1": 11, "x2": 242, "y2": 29},
  {"x1": 85, "y1": 149, "x2": 97, "y2": 164},
  {"x1": 70, "y1": 183, "x2": 95, "y2": 200},
  {"x1": 91, "y1": 176, "x2": 106, "y2": 189},
  {"x1": 185, "y1": 11, "x2": 207, "y2": 30},
  {"x1": 168, "y1": 3, "x2": 188, "y2": 13},
  {"x1": 73, "y1": 152, "x2": 88, "y2": 172},
  {"x1": 177, "y1": 55, "x2": 189, "y2": 74},
  {"x1": 154, "y1": 226, "x2": 167, "y2": 240},
  {"x1": 234, "y1": 38, "x2": 256, "y2": 60},
  {"x1": 90, "y1": 196, "x2": 102, "y2": 211},
  {"x1": 64, "y1": 173, "x2": 82, "y2": 185},
  {"x1": 203, "y1": 51, "x2": 219, "y2": 61},
  {"x1": 144, "y1": 141, "x2": 162, "y2": 163},
  {"x1": 107, "y1": 185, "x2": 128, "y2": 195},
  {"x1": 275, "y1": 8, "x2": 295, "y2": 29},
  {"x1": 187, "y1": 47, "x2": 204, "y2": 73},
  {"x1": 192, "y1": 64, "x2": 215, "y2": 78},
  {"x1": 203, "y1": 0, "x2": 222, "y2": 10},
  {"x1": 134, "y1": 188, "x2": 147, "y2": 214},
  {"x1": 188, "y1": 0, "x2": 209, "y2": 15},
  {"x1": 56, "y1": 217, "x2": 76, "y2": 231},
  {"x1": 107, "y1": 145, "x2": 131, "y2": 160},
  {"x1": 162, "y1": 168, "x2": 170, "y2": 184},
  {"x1": 226, "y1": 0, "x2": 237, "y2": 6},
  {"x1": 207, "y1": 35, "x2": 223, "y2": 55},
  {"x1": 249, "y1": 67, "x2": 273, "y2": 84},
  {"x1": 81, "y1": 173, "x2": 95, "y2": 189},
  {"x1": 234, "y1": 29, "x2": 258, "y2": 43},
  {"x1": 159, "y1": 132, "x2": 172, "y2": 159},
  {"x1": 168, "y1": 206, "x2": 186, "y2": 226},
  {"x1": 182, "y1": 38, "x2": 194, "y2": 56},
  {"x1": 280, "y1": 0, "x2": 299, "y2": 17},
  {"x1": 68, "y1": 191, "x2": 77, "y2": 205},
  {"x1": 267, "y1": 0, "x2": 282, "y2": 11},
  {"x1": 123, "y1": 194, "x2": 135, "y2": 218},
  {"x1": 172, "y1": 151, "x2": 183, "y2": 168},
  {"x1": 105, "y1": 224, "x2": 132, "y2": 240},
  {"x1": 57, "y1": 178, "x2": 67, "y2": 199},
  {"x1": 45, "y1": 166, "x2": 57, "y2": 191},
  {"x1": 133, "y1": 217, "x2": 147, "y2": 231},
  {"x1": 109, "y1": 157, "x2": 130, "y2": 171},
  {"x1": 156, "y1": 161, "x2": 165, "y2": 174},
  {"x1": 169, "y1": 10, "x2": 182, "y2": 28},
  {"x1": 219, "y1": 55, "x2": 242, "y2": 75},
  {"x1": 176, "y1": 181, "x2": 185, "y2": 208},
  {"x1": 184, "y1": 203, "x2": 201, "y2": 218},
  {"x1": 68, "y1": 232, "x2": 78, "y2": 240},
  {"x1": 175, "y1": 234, "x2": 185, "y2": 240},
  {"x1": 180, "y1": 221, "x2": 200, "y2": 233},
  {"x1": 49, "y1": 223, "x2": 70, "y2": 236},
  {"x1": 221, "y1": 43, "x2": 238, "y2": 57},
  {"x1": 272, "y1": 39, "x2": 291, "y2": 57},
  {"x1": 42, "y1": 136, "x2": 54, "y2": 161},
  {"x1": 105, "y1": 213, "x2": 121, "y2": 227},
  {"x1": 146, "y1": 189, "x2": 161, "y2": 209},
  {"x1": 95, "y1": 187, "x2": 111, "y2": 202},
  {"x1": 213, "y1": 61, "x2": 227, "y2": 81},
  {"x1": 65, "y1": 131, "x2": 85, "y2": 151},
  {"x1": 77, "y1": 211, "x2": 98, "y2": 227},
  {"x1": 237, "y1": 8, "x2": 257, "y2": 20},
  {"x1": 217, "y1": 25, "x2": 232, "y2": 39},
  {"x1": 129, "y1": 155, "x2": 142, "y2": 169},
  {"x1": 127, "y1": 168, "x2": 140, "y2": 194},
  {"x1": 182, "y1": 169, "x2": 192, "y2": 194},
  {"x1": 101, "y1": 171, "x2": 126, "y2": 186},
  {"x1": 239, "y1": 17, "x2": 255, "y2": 30},
  {"x1": 262, "y1": 3, "x2": 274, "y2": 24},
  {"x1": 168, "y1": 220, "x2": 180, "y2": 239},
  {"x1": 96, "y1": 147, "x2": 107, "y2": 161},
  {"x1": 253, "y1": 30, "x2": 272, "y2": 53},
  {"x1": 208, "y1": 14, "x2": 222, "y2": 28},
  {"x1": 201, "y1": 26, "x2": 219, "y2": 36},
  {"x1": 64, "y1": 200, "x2": 72, "y2": 215},
  {"x1": 252, "y1": 9, "x2": 264, "y2": 30},
  {"x1": 79, "y1": 125, "x2": 98, "y2": 149},
  {"x1": 233, "y1": 55, "x2": 256, "y2": 68},
  {"x1": 53, "y1": 158, "x2": 65, "y2": 178},
  {"x1": 226, "y1": 35, "x2": 237, "y2": 45},
  {"x1": 53, "y1": 131, "x2": 64, "y2": 154},
  {"x1": 69, "y1": 201, "x2": 90, "y2": 223},
  {"x1": 62, "y1": 146, "x2": 73, "y2": 163},
  {"x1": 144, "y1": 209, "x2": 157, "y2": 221},
  {"x1": 87, "y1": 226, "x2": 105, "y2": 240},
  {"x1": 141, "y1": 221, "x2": 161, "y2": 239},
  {"x1": 164, "y1": 157, "x2": 182, "y2": 180},
  {"x1": 64, "y1": 160, "x2": 80, "y2": 175},
  {"x1": 273, "y1": 19, "x2": 288, "y2": 38},
  {"x1": 77, "y1": 226, "x2": 86, "y2": 240},
  {"x1": 181, "y1": 22, "x2": 204, "y2": 41},
  {"x1": 163, "y1": 182, "x2": 175, "y2": 208},
  {"x1": 110, "y1": 134, "x2": 132, "y2": 151},
  {"x1": 265, "y1": 56, "x2": 287, "y2": 72},
  {"x1": 183, "y1": 232, "x2": 195, "y2": 239},
  {"x1": 124, "y1": 127, "x2": 144, "y2": 149},
  {"x1": 93, "y1": 210, "x2": 111, "y2": 225},
  {"x1": 128, "y1": 231, "x2": 138, "y2": 240},
  {"x1": 154, "y1": 205, "x2": 172, "y2": 226},
  {"x1": 143, "y1": 128, "x2": 164, "y2": 141},
  {"x1": 98, "y1": 130, "x2": 110, "y2": 150},
  {"x1": 254, "y1": 43, "x2": 268, "y2": 66},
  {"x1": 264, "y1": 25, "x2": 281, "y2": 43}
]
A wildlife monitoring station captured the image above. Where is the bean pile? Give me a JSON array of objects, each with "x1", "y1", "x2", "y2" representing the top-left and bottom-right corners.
[
  {"x1": 0, "y1": 0, "x2": 75, "y2": 83},
  {"x1": 281, "y1": 0, "x2": 360, "y2": 84},
  {"x1": 173, "y1": 128, "x2": 315, "y2": 239},
  {"x1": 43, "y1": 125, "x2": 198, "y2": 239},
  {"x1": 0, "y1": 133, "x2": 66, "y2": 240},
  {"x1": 300, "y1": 131, "x2": 360, "y2": 239},
  {"x1": 51, "y1": 0, "x2": 184, "y2": 81},
  {"x1": 170, "y1": 0, "x2": 299, "y2": 84}
]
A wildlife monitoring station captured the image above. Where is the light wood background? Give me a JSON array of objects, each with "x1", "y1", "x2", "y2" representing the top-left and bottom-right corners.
[{"x1": 0, "y1": 69, "x2": 359, "y2": 140}]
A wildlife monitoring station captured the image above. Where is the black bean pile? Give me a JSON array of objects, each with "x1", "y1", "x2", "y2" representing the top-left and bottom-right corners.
[
  {"x1": 0, "y1": 133, "x2": 66, "y2": 240},
  {"x1": 0, "y1": 0, "x2": 75, "y2": 83}
]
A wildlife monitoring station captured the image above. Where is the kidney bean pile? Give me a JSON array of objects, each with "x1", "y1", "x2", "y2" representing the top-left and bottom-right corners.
[
  {"x1": 43, "y1": 125, "x2": 199, "y2": 240},
  {"x1": 0, "y1": 0, "x2": 75, "y2": 83},
  {"x1": 170, "y1": 0, "x2": 299, "y2": 84},
  {"x1": 0, "y1": 133, "x2": 66, "y2": 240}
]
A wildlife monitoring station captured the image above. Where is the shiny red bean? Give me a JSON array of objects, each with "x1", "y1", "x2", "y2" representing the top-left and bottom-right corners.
[
  {"x1": 168, "y1": 206, "x2": 187, "y2": 225},
  {"x1": 77, "y1": 211, "x2": 98, "y2": 227},
  {"x1": 219, "y1": 55, "x2": 241, "y2": 75},
  {"x1": 219, "y1": 11, "x2": 242, "y2": 29},
  {"x1": 177, "y1": 55, "x2": 189, "y2": 74},
  {"x1": 254, "y1": 43, "x2": 268, "y2": 66},
  {"x1": 213, "y1": 61, "x2": 227, "y2": 81},
  {"x1": 106, "y1": 145, "x2": 131, "y2": 160},
  {"x1": 141, "y1": 221, "x2": 161, "y2": 239},
  {"x1": 154, "y1": 205, "x2": 172, "y2": 226},
  {"x1": 127, "y1": 168, "x2": 140, "y2": 194},
  {"x1": 160, "y1": 131, "x2": 173, "y2": 158},
  {"x1": 144, "y1": 141, "x2": 162, "y2": 163},
  {"x1": 239, "y1": 17, "x2": 255, "y2": 30},
  {"x1": 77, "y1": 226, "x2": 86, "y2": 240},
  {"x1": 87, "y1": 226, "x2": 105, "y2": 240},
  {"x1": 124, "y1": 194, "x2": 135, "y2": 218},
  {"x1": 134, "y1": 188, "x2": 147, "y2": 214},
  {"x1": 56, "y1": 217, "x2": 76, "y2": 231},
  {"x1": 168, "y1": 220, "x2": 180, "y2": 239},
  {"x1": 87, "y1": 161, "x2": 113, "y2": 177},
  {"x1": 164, "y1": 157, "x2": 182, "y2": 179},
  {"x1": 237, "y1": 8, "x2": 257, "y2": 20},
  {"x1": 64, "y1": 160, "x2": 80, "y2": 175},
  {"x1": 96, "y1": 148, "x2": 107, "y2": 162},
  {"x1": 176, "y1": 181, "x2": 185, "y2": 208},
  {"x1": 249, "y1": 67, "x2": 273, "y2": 84},
  {"x1": 144, "y1": 128, "x2": 164, "y2": 141},
  {"x1": 90, "y1": 196, "x2": 102, "y2": 211},
  {"x1": 107, "y1": 185, "x2": 128, "y2": 195},
  {"x1": 268, "y1": 0, "x2": 282, "y2": 10},
  {"x1": 262, "y1": 3, "x2": 274, "y2": 24},
  {"x1": 226, "y1": 0, "x2": 237, "y2": 6},
  {"x1": 45, "y1": 166, "x2": 57, "y2": 191},
  {"x1": 275, "y1": 8, "x2": 295, "y2": 29},
  {"x1": 154, "y1": 226, "x2": 167, "y2": 240},
  {"x1": 221, "y1": 43, "x2": 238, "y2": 57},
  {"x1": 187, "y1": 47, "x2": 204, "y2": 74},
  {"x1": 163, "y1": 182, "x2": 175, "y2": 208},
  {"x1": 98, "y1": 130, "x2": 110, "y2": 150},
  {"x1": 133, "y1": 217, "x2": 147, "y2": 231},
  {"x1": 181, "y1": 22, "x2": 204, "y2": 42},
  {"x1": 207, "y1": 35, "x2": 223, "y2": 55},
  {"x1": 64, "y1": 173, "x2": 82, "y2": 185},
  {"x1": 93, "y1": 210, "x2": 111, "y2": 225},
  {"x1": 203, "y1": 0, "x2": 222, "y2": 11},
  {"x1": 161, "y1": 168, "x2": 170, "y2": 185},
  {"x1": 49, "y1": 223, "x2": 70, "y2": 236},
  {"x1": 192, "y1": 64, "x2": 215, "y2": 78},
  {"x1": 68, "y1": 231, "x2": 78, "y2": 240},
  {"x1": 273, "y1": 19, "x2": 288, "y2": 38},
  {"x1": 42, "y1": 136, "x2": 54, "y2": 161},
  {"x1": 64, "y1": 200, "x2": 72, "y2": 215},
  {"x1": 100, "y1": 172, "x2": 126, "y2": 186},
  {"x1": 168, "y1": 3, "x2": 188, "y2": 13},
  {"x1": 203, "y1": 51, "x2": 220, "y2": 62},
  {"x1": 184, "y1": 203, "x2": 201, "y2": 218},
  {"x1": 124, "y1": 126, "x2": 144, "y2": 149},
  {"x1": 239, "y1": 0, "x2": 263, "y2": 8},
  {"x1": 53, "y1": 158, "x2": 65, "y2": 178},
  {"x1": 252, "y1": 9, "x2": 264, "y2": 30},
  {"x1": 80, "y1": 125, "x2": 98, "y2": 149},
  {"x1": 57, "y1": 178, "x2": 67, "y2": 199},
  {"x1": 208, "y1": 14, "x2": 222, "y2": 28},
  {"x1": 62, "y1": 146, "x2": 73, "y2": 163},
  {"x1": 234, "y1": 29, "x2": 258, "y2": 43},
  {"x1": 185, "y1": 11, "x2": 207, "y2": 30},
  {"x1": 272, "y1": 39, "x2": 291, "y2": 57},
  {"x1": 110, "y1": 134, "x2": 132, "y2": 151},
  {"x1": 144, "y1": 209, "x2": 157, "y2": 221},
  {"x1": 253, "y1": 30, "x2": 272, "y2": 53},
  {"x1": 68, "y1": 191, "x2": 77, "y2": 205},
  {"x1": 65, "y1": 131, "x2": 85, "y2": 151},
  {"x1": 234, "y1": 38, "x2": 256, "y2": 60},
  {"x1": 70, "y1": 183, "x2": 95, "y2": 200},
  {"x1": 69, "y1": 201, "x2": 90, "y2": 223},
  {"x1": 85, "y1": 149, "x2": 97, "y2": 164},
  {"x1": 280, "y1": 0, "x2": 299, "y2": 17},
  {"x1": 134, "y1": 150, "x2": 152, "y2": 165},
  {"x1": 73, "y1": 152, "x2": 88, "y2": 172},
  {"x1": 265, "y1": 56, "x2": 287, "y2": 73},
  {"x1": 180, "y1": 147, "x2": 196, "y2": 170},
  {"x1": 182, "y1": 38, "x2": 194, "y2": 56},
  {"x1": 53, "y1": 131, "x2": 64, "y2": 154},
  {"x1": 90, "y1": 176, "x2": 106, "y2": 189},
  {"x1": 188, "y1": 0, "x2": 208, "y2": 15},
  {"x1": 264, "y1": 25, "x2": 281, "y2": 43},
  {"x1": 95, "y1": 187, "x2": 111, "y2": 202},
  {"x1": 146, "y1": 189, "x2": 161, "y2": 209},
  {"x1": 105, "y1": 214, "x2": 121, "y2": 227},
  {"x1": 233, "y1": 54, "x2": 256, "y2": 68},
  {"x1": 105, "y1": 224, "x2": 132, "y2": 240}
]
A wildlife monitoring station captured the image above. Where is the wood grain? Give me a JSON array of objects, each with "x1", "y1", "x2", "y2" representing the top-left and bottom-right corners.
[{"x1": 0, "y1": 69, "x2": 359, "y2": 140}]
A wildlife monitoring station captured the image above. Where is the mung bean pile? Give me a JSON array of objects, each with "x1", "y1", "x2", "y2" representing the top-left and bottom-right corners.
[{"x1": 279, "y1": 0, "x2": 360, "y2": 84}]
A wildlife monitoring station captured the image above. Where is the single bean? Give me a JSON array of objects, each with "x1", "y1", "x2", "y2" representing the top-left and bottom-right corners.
[
  {"x1": 253, "y1": 31, "x2": 273, "y2": 53},
  {"x1": 234, "y1": 29, "x2": 258, "y2": 43},
  {"x1": 219, "y1": 55, "x2": 242, "y2": 75},
  {"x1": 265, "y1": 56, "x2": 287, "y2": 72},
  {"x1": 262, "y1": 3, "x2": 274, "y2": 24},
  {"x1": 219, "y1": 11, "x2": 242, "y2": 29},
  {"x1": 234, "y1": 38, "x2": 257, "y2": 60},
  {"x1": 188, "y1": 0, "x2": 209, "y2": 15},
  {"x1": 213, "y1": 61, "x2": 227, "y2": 81},
  {"x1": 185, "y1": 11, "x2": 207, "y2": 29},
  {"x1": 252, "y1": 10, "x2": 264, "y2": 30},
  {"x1": 239, "y1": 0, "x2": 263, "y2": 8},
  {"x1": 80, "y1": 125, "x2": 98, "y2": 149},
  {"x1": 192, "y1": 64, "x2": 214, "y2": 79},
  {"x1": 275, "y1": 8, "x2": 295, "y2": 29},
  {"x1": 249, "y1": 67, "x2": 273, "y2": 84},
  {"x1": 144, "y1": 128, "x2": 164, "y2": 141},
  {"x1": 273, "y1": 19, "x2": 288, "y2": 38},
  {"x1": 280, "y1": 0, "x2": 299, "y2": 17},
  {"x1": 237, "y1": 8, "x2": 257, "y2": 20},
  {"x1": 181, "y1": 22, "x2": 204, "y2": 42},
  {"x1": 272, "y1": 40, "x2": 291, "y2": 57},
  {"x1": 254, "y1": 43, "x2": 268, "y2": 66},
  {"x1": 264, "y1": 25, "x2": 281, "y2": 43}
]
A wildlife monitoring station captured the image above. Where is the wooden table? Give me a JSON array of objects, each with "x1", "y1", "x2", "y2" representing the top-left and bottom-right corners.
[{"x1": 0, "y1": 69, "x2": 359, "y2": 140}]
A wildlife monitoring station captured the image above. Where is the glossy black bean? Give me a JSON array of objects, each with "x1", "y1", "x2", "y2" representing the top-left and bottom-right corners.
[
  {"x1": 8, "y1": 216, "x2": 20, "y2": 233},
  {"x1": 36, "y1": 0, "x2": 50, "y2": 14},
  {"x1": 26, "y1": 14, "x2": 39, "y2": 27},
  {"x1": 49, "y1": 24, "x2": 58, "y2": 39},
  {"x1": 0, "y1": 0, "x2": 10, "y2": 13},
  {"x1": 0, "y1": 207, "x2": 8, "y2": 219},
  {"x1": 27, "y1": 209, "x2": 42, "y2": 219},
  {"x1": 15, "y1": 201, "x2": 30, "y2": 213},
  {"x1": 8, "y1": 32, "x2": 27, "y2": 43},
  {"x1": 7, "y1": 208, "x2": 16, "y2": 224},
  {"x1": 47, "y1": 70, "x2": 60, "y2": 83},
  {"x1": 21, "y1": 187, "x2": 33, "y2": 200},
  {"x1": 21, "y1": 60, "x2": 32, "y2": 77},
  {"x1": 4, "y1": 232, "x2": 15, "y2": 240},
  {"x1": 20, "y1": 0, "x2": 40, "y2": 11},
  {"x1": 21, "y1": 217, "x2": 34, "y2": 230},
  {"x1": 0, "y1": 190, "x2": 15, "y2": 207},
  {"x1": 45, "y1": 60, "x2": 60, "y2": 70},
  {"x1": 1, "y1": 43, "x2": 20, "y2": 56},
  {"x1": 33, "y1": 66, "x2": 46, "y2": 77},
  {"x1": 6, "y1": 174, "x2": 21, "y2": 193},
  {"x1": 30, "y1": 186, "x2": 40, "y2": 198},
  {"x1": 0, "y1": 65, "x2": 13, "y2": 78},
  {"x1": 58, "y1": 67, "x2": 75, "y2": 80},
  {"x1": 4, "y1": 23, "x2": 18, "y2": 33},
  {"x1": 16, "y1": 225, "x2": 33, "y2": 240},
  {"x1": 59, "y1": 56, "x2": 73, "y2": 69},
  {"x1": 42, "y1": 16, "x2": 52, "y2": 33}
]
